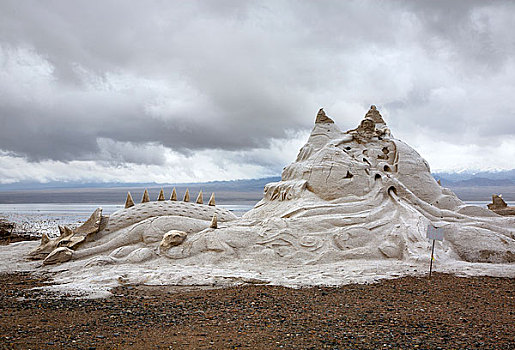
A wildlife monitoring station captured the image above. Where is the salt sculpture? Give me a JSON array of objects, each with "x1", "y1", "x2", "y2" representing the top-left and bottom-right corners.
[
  {"x1": 488, "y1": 194, "x2": 515, "y2": 216},
  {"x1": 30, "y1": 190, "x2": 234, "y2": 264},
  {"x1": 30, "y1": 107, "x2": 515, "y2": 266}
]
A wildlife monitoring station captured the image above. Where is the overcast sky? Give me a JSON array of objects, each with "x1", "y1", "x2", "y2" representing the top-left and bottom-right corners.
[{"x1": 1, "y1": 0, "x2": 514, "y2": 184}]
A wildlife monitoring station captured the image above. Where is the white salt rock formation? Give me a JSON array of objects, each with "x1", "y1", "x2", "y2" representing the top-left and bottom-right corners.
[
  {"x1": 30, "y1": 106, "x2": 515, "y2": 269},
  {"x1": 488, "y1": 194, "x2": 515, "y2": 216},
  {"x1": 162, "y1": 106, "x2": 515, "y2": 265},
  {"x1": 31, "y1": 190, "x2": 238, "y2": 265}
]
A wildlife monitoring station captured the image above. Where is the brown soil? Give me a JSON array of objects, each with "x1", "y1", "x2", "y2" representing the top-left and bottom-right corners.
[
  {"x1": 0, "y1": 233, "x2": 39, "y2": 245},
  {"x1": 0, "y1": 272, "x2": 513, "y2": 349}
]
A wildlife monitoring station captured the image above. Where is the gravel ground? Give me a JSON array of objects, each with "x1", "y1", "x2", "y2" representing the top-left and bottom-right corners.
[{"x1": 0, "y1": 272, "x2": 513, "y2": 349}]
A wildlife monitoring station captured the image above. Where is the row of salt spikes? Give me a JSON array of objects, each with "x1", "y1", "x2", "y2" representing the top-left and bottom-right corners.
[{"x1": 124, "y1": 188, "x2": 215, "y2": 209}]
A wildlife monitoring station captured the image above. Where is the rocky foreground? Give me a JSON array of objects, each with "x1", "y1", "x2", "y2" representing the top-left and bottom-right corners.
[
  {"x1": 0, "y1": 219, "x2": 40, "y2": 245},
  {"x1": 0, "y1": 273, "x2": 513, "y2": 349}
]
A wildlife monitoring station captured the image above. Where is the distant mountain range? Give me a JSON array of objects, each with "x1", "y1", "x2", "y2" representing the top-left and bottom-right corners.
[
  {"x1": 433, "y1": 169, "x2": 515, "y2": 181},
  {"x1": 433, "y1": 169, "x2": 515, "y2": 187},
  {"x1": 2, "y1": 169, "x2": 514, "y2": 191},
  {"x1": 1, "y1": 170, "x2": 514, "y2": 204}
]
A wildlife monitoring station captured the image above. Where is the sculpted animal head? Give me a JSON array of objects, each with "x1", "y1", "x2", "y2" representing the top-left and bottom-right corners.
[
  {"x1": 43, "y1": 247, "x2": 73, "y2": 265},
  {"x1": 28, "y1": 233, "x2": 59, "y2": 260},
  {"x1": 28, "y1": 209, "x2": 101, "y2": 261},
  {"x1": 159, "y1": 230, "x2": 187, "y2": 250},
  {"x1": 28, "y1": 225, "x2": 75, "y2": 260}
]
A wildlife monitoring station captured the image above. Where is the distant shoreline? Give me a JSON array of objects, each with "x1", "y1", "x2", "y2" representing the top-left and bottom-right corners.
[{"x1": 1, "y1": 184, "x2": 514, "y2": 204}]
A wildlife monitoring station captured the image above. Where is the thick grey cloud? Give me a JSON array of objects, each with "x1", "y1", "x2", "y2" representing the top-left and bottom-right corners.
[{"x1": 0, "y1": 0, "x2": 514, "y2": 183}]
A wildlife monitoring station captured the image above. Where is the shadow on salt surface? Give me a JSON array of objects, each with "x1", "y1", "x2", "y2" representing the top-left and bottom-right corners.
[
  {"x1": 45, "y1": 257, "x2": 515, "y2": 299},
  {"x1": 1, "y1": 242, "x2": 513, "y2": 299},
  {"x1": 39, "y1": 259, "x2": 427, "y2": 298},
  {"x1": 437, "y1": 261, "x2": 515, "y2": 278},
  {"x1": 0, "y1": 241, "x2": 40, "y2": 272}
]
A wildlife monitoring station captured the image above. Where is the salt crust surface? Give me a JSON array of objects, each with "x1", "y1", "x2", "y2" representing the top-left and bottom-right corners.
[{"x1": 2, "y1": 240, "x2": 514, "y2": 299}]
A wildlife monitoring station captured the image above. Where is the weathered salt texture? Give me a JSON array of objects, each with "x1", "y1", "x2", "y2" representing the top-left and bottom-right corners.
[
  {"x1": 1, "y1": 106, "x2": 514, "y2": 297},
  {"x1": 161, "y1": 106, "x2": 515, "y2": 265}
]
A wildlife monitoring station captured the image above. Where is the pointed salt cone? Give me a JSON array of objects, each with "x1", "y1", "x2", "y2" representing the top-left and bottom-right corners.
[
  {"x1": 210, "y1": 214, "x2": 217, "y2": 229},
  {"x1": 73, "y1": 207, "x2": 103, "y2": 236},
  {"x1": 142, "y1": 189, "x2": 150, "y2": 203},
  {"x1": 62, "y1": 226, "x2": 73, "y2": 237},
  {"x1": 170, "y1": 187, "x2": 177, "y2": 201},
  {"x1": 315, "y1": 108, "x2": 334, "y2": 124},
  {"x1": 41, "y1": 233, "x2": 50, "y2": 244},
  {"x1": 208, "y1": 193, "x2": 215, "y2": 206},
  {"x1": 125, "y1": 192, "x2": 135, "y2": 208},
  {"x1": 196, "y1": 190, "x2": 203, "y2": 204},
  {"x1": 157, "y1": 188, "x2": 165, "y2": 201},
  {"x1": 183, "y1": 188, "x2": 190, "y2": 202},
  {"x1": 437, "y1": 179, "x2": 442, "y2": 186},
  {"x1": 58, "y1": 225, "x2": 65, "y2": 236}
]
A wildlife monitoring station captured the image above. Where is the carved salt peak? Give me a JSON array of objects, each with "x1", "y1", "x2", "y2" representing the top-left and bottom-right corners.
[
  {"x1": 142, "y1": 189, "x2": 150, "y2": 203},
  {"x1": 356, "y1": 117, "x2": 376, "y2": 136},
  {"x1": 208, "y1": 193, "x2": 216, "y2": 206},
  {"x1": 170, "y1": 187, "x2": 177, "y2": 201},
  {"x1": 183, "y1": 189, "x2": 190, "y2": 202},
  {"x1": 125, "y1": 192, "x2": 135, "y2": 208},
  {"x1": 157, "y1": 188, "x2": 165, "y2": 201},
  {"x1": 210, "y1": 214, "x2": 218, "y2": 229},
  {"x1": 315, "y1": 108, "x2": 334, "y2": 124},
  {"x1": 365, "y1": 105, "x2": 385, "y2": 124},
  {"x1": 350, "y1": 105, "x2": 391, "y2": 139},
  {"x1": 196, "y1": 190, "x2": 203, "y2": 204}
]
